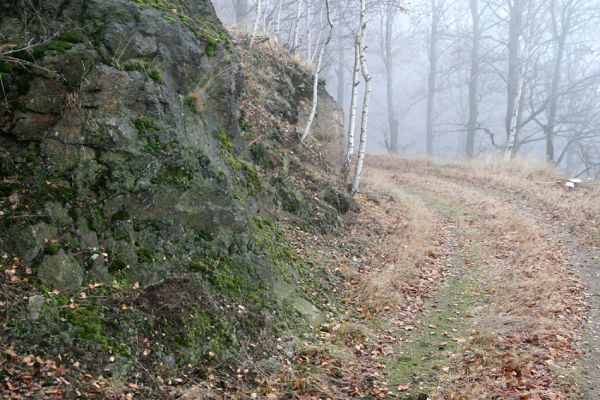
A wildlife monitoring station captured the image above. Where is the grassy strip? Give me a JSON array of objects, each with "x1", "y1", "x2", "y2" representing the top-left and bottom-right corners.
[
  {"x1": 386, "y1": 250, "x2": 483, "y2": 398},
  {"x1": 384, "y1": 185, "x2": 486, "y2": 398}
]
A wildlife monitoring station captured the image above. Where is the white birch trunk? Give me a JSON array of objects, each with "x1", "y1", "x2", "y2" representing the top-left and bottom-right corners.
[
  {"x1": 311, "y1": 5, "x2": 325, "y2": 64},
  {"x1": 293, "y1": 0, "x2": 302, "y2": 51},
  {"x1": 273, "y1": 0, "x2": 283, "y2": 43},
  {"x1": 351, "y1": 0, "x2": 371, "y2": 194},
  {"x1": 261, "y1": 0, "x2": 267, "y2": 32},
  {"x1": 249, "y1": 0, "x2": 263, "y2": 47},
  {"x1": 505, "y1": 73, "x2": 524, "y2": 160},
  {"x1": 505, "y1": 0, "x2": 534, "y2": 160},
  {"x1": 306, "y1": 0, "x2": 312, "y2": 59},
  {"x1": 342, "y1": 39, "x2": 361, "y2": 180},
  {"x1": 300, "y1": 0, "x2": 334, "y2": 143},
  {"x1": 504, "y1": 0, "x2": 523, "y2": 155}
]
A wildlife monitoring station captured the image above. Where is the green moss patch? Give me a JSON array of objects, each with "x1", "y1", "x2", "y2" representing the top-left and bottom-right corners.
[
  {"x1": 58, "y1": 31, "x2": 84, "y2": 44},
  {"x1": 219, "y1": 131, "x2": 263, "y2": 197},
  {"x1": 62, "y1": 306, "x2": 108, "y2": 344},
  {"x1": 134, "y1": 116, "x2": 164, "y2": 154},
  {"x1": 31, "y1": 40, "x2": 73, "y2": 59},
  {"x1": 132, "y1": 0, "x2": 232, "y2": 52},
  {"x1": 151, "y1": 166, "x2": 193, "y2": 187},
  {"x1": 219, "y1": 131, "x2": 234, "y2": 152},
  {"x1": 0, "y1": 60, "x2": 14, "y2": 73},
  {"x1": 44, "y1": 243, "x2": 61, "y2": 255},
  {"x1": 125, "y1": 62, "x2": 165, "y2": 84}
]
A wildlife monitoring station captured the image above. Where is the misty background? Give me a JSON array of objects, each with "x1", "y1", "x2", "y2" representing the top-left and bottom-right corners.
[{"x1": 210, "y1": 0, "x2": 600, "y2": 178}]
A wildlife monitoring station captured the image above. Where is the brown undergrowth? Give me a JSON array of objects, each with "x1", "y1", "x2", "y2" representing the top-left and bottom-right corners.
[{"x1": 271, "y1": 172, "x2": 451, "y2": 398}]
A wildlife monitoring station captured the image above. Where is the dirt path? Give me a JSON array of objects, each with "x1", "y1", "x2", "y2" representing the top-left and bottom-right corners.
[
  {"x1": 425, "y1": 163, "x2": 600, "y2": 400},
  {"x1": 562, "y1": 236, "x2": 600, "y2": 400},
  {"x1": 363, "y1": 160, "x2": 592, "y2": 399}
]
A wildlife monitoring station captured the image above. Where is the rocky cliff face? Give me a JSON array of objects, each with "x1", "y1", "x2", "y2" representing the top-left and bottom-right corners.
[
  {"x1": 1, "y1": 0, "x2": 248, "y2": 285},
  {"x1": 0, "y1": 0, "x2": 346, "y2": 396}
]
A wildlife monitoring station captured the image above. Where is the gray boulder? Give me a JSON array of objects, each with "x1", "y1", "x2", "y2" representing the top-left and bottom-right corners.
[{"x1": 38, "y1": 250, "x2": 84, "y2": 292}]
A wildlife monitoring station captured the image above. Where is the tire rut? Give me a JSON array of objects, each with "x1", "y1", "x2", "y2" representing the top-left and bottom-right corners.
[{"x1": 428, "y1": 167, "x2": 600, "y2": 400}]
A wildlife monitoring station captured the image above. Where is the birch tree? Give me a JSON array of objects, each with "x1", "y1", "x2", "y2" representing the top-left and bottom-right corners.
[
  {"x1": 342, "y1": 39, "x2": 361, "y2": 181},
  {"x1": 292, "y1": 0, "x2": 302, "y2": 51},
  {"x1": 351, "y1": 0, "x2": 372, "y2": 194},
  {"x1": 311, "y1": 4, "x2": 325, "y2": 63},
  {"x1": 306, "y1": 0, "x2": 313, "y2": 58},
  {"x1": 273, "y1": 0, "x2": 283, "y2": 42},
  {"x1": 301, "y1": 0, "x2": 335, "y2": 143},
  {"x1": 504, "y1": 0, "x2": 526, "y2": 159},
  {"x1": 249, "y1": 0, "x2": 263, "y2": 46},
  {"x1": 336, "y1": 28, "x2": 346, "y2": 111},
  {"x1": 426, "y1": 0, "x2": 443, "y2": 156},
  {"x1": 465, "y1": 0, "x2": 480, "y2": 158}
]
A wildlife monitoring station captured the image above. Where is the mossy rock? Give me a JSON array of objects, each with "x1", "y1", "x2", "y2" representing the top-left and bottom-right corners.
[
  {"x1": 7, "y1": 222, "x2": 58, "y2": 264},
  {"x1": 324, "y1": 187, "x2": 352, "y2": 214},
  {"x1": 38, "y1": 250, "x2": 84, "y2": 292}
]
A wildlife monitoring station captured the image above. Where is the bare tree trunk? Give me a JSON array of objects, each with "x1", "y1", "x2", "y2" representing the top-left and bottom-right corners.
[
  {"x1": 249, "y1": 0, "x2": 263, "y2": 46},
  {"x1": 342, "y1": 38, "x2": 360, "y2": 181},
  {"x1": 352, "y1": 0, "x2": 372, "y2": 194},
  {"x1": 545, "y1": 0, "x2": 573, "y2": 163},
  {"x1": 273, "y1": 0, "x2": 283, "y2": 42},
  {"x1": 566, "y1": 142, "x2": 576, "y2": 175},
  {"x1": 300, "y1": 0, "x2": 334, "y2": 143},
  {"x1": 426, "y1": 0, "x2": 441, "y2": 157},
  {"x1": 261, "y1": 0, "x2": 268, "y2": 33},
  {"x1": 311, "y1": 4, "x2": 325, "y2": 63},
  {"x1": 466, "y1": 0, "x2": 480, "y2": 158},
  {"x1": 235, "y1": 0, "x2": 249, "y2": 30},
  {"x1": 293, "y1": 0, "x2": 302, "y2": 51},
  {"x1": 505, "y1": 73, "x2": 525, "y2": 160},
  {"x1": 336, "y1": 28, "x2": 345, "y2": 110},
  {"x1": 505, "y1": 0, "x2": 524, "y2": 152},
  {"x1": 384, "y1": 4, "x2": 399, "y2": 154},
  {"x1": 306, "y1": 0, "x2": 312, "y2": 59}
]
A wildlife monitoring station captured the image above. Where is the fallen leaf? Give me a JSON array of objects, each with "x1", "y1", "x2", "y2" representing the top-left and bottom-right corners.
[{"x1": 398, "y1": 384, "x2": 410, "y2": 391}]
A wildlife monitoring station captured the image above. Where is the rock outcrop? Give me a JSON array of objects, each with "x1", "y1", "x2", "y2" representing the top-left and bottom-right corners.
[
  {"x1": 1, "y1": 0, "x2": 249, "y2": 285},
  {"x1": 0, "y1": 0, "x2": 346, "y2": 395}
]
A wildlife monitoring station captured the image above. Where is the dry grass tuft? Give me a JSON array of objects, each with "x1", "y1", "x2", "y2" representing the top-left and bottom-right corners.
[{"x1": 356, "y1": 169, "x2": 444, "y2": 312}]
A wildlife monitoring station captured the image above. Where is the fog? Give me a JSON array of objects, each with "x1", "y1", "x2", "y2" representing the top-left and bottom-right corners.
[{"x1": 211, "y1": 0, "x2": 600, "y2": 177}]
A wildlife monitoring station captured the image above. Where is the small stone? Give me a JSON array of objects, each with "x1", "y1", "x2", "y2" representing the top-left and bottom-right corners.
[
  {"x1": 8, "y1": 222, "x2": 57, "y2": 264},
  {"x1": 163, "y1": 355, "x2": 176, "y2": 369},
  {"x1": 45, "y1": 202, "x2": 72, "y2": 226},
  {"x1": 38, "y1": 250, "x2": 83, "y2": 292},
  {"x1": 27, "y1": 295, "x2": 45, "y2": 321}
]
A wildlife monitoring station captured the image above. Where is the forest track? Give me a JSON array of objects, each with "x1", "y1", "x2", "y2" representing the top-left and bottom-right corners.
[
  {"x1": 423, "y1": 161, "x2": 600, "y2": 400},
  {"x1": 363, "y1": 157, "x2": 595, "y2": 399}
]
